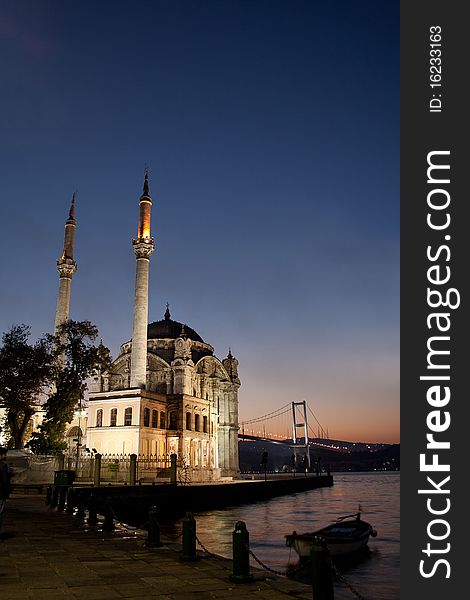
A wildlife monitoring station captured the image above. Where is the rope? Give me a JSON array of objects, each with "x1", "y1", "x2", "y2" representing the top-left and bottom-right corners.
[{"x1": 328, "y1": 558, "x2": 367, "y2": 600}]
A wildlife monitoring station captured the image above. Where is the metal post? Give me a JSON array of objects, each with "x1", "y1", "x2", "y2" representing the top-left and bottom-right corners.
[
  {"x1": 46, "y1": 485, "x2": 53, "y2": 505},
  {"x1": 66, "y1": 488, "x2": 75, "y2": 514},
  {"x1": 51, "y1": 486, "x2": 59, "y2": 508},
  {"x1": 230, "y1": 521, "x2": 254, "y2": 583},
  {"x1": 87, "y1": 494, "x2": 98, "y2": 525},
  {"x1": 170, "y1": 453, "x2": 177, "y2": 484},
  {"x1": 102, "y1": 496, "x2": 115, "y2": 531},
  {"x1": 181, "y1": 511, "x2": 197, "y2": 561},
  {"x1": 93, "y1": 453, "x2": 102, "y2": 486},
  {"x1": 57, "y1": 486, "x2": 67, "y2": 511},
  {"x1": 310, "y1": 536, "x2": 334, "y2": 600},
  {"x1": 75, "y1": 398, "x2": 83, "y2": 471},
  {"x1": 147, "y1": 505, "x2": 162, "y2": 547},
  {"x1": 130, "y1": 453, "x2": 137, "y2": 486},
  {"x1": 75, "y1": 494, "x2": 86, "y2": 520},
  {"x1": 261, "y1": 451, "x2": 268, "y2": 482}
]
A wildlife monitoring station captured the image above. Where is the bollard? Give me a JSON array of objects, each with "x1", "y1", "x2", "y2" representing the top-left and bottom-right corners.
[
  {"x1": 102, "y1": 497, "x2": 115, "y2": 531},
  {"x1": 66, "y1": 488, "x2": 75, "y2": 514},
  {"x1": 147, "y1": 505, "x2": 162, "y2": 547},
  {"x1": 181, "y1": 511, "x2": 198, "y2": 561},
  {"x1": 51, "y1": 486, "x2": 59, "y2": 508},
  {"x1": 57, "y1": 486, "x2": 67, "y2": 511},
  {"x1": 230, "y1": 521, "x2": 254, "y2": 583},
  {"x1": 76, "y1": 495, "x2": 86, "y2": 520},
  {"x1": 310, "y1": 536, "x2": 334, "y2": 600},
  {"x1": 87, "y1": 494, "x2": 98, "y2": 525},
  {"x1": 46, "y1": 485, "x2": 53, "y2": 505},
  {"x1": 170, "y1": 453, "x2": 177, "y2": 485},
  {"x1": 129, "y1": 453, "x2": 137, "y2": 486},
  {"x1": 93, "y1": 453, "x2": 102, "y2": 486}
]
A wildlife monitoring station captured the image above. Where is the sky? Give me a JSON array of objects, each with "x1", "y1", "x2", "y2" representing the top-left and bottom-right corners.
[{"x1": 0, "y1": 0, "x2": 399, "y2": 444}]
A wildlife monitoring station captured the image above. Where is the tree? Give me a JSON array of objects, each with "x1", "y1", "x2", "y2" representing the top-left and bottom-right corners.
[
  {"x1": 0, "y1": 325, "x2": 55, "y2": 448},
  {"x1": 28, "y1": 320, "x2": 111, "y2": 454}
]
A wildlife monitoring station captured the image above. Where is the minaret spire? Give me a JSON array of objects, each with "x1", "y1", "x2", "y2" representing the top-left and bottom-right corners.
[
  {"x1": 53, "y1": 194, "x2": 77, "y2": 337},
  {"x1": 68, "y1": 192, "x2": 76, "y2": 220},
  {"x1": 130, "y1": 170, "x2": 155, "y2": 388},
  {"x1": 143, "y1": 168, "x2": 149, "y2": 196}
]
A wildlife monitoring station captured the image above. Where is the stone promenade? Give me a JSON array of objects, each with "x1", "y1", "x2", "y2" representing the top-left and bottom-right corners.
[{"x1": 0, "y1": 492, "x2": 351, "y2": 600}]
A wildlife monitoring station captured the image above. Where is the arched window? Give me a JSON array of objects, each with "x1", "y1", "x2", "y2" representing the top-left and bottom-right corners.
[
  {"x1": 143, "y1": 407, "x2": 150, "y2": 427},
  {"x1": 96, "y1": 409, "x2": 103, "y2": 427},
  {"x1": 124, "y1": 407, "x2": 132, "y2": 426},
  {"x1": 152, "y1": 409, "x2": 158, "y2": 428},
  {"x1": 186, "y1": 412, "x2": 192, "y2": 430},
  {"x1": 169, "y1": 411, "x2": 177, "y2": 430},
  {"x1": 203, "y1": 415, "x2": 208, "y2": 433},
  {"x1": 110, "y1": 408, "x2": 117, "y2": 427},
  {"x1": 67, "y1": 426, "x2": 83, "y2": 442},
  {"x1": 194, "y1": 414, "x2": 200, "y2": 432},
  {"x1": 160, "y1": 411, "x2": 166, "y2": 429}
]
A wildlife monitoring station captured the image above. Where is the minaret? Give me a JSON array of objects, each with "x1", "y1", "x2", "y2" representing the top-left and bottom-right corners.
[
  {"x1": 130, "y1": 170, "x2": 155, "y2": 388},
  {"x1": 53, "y1": 194, "x2": 77, "y2": 337}
]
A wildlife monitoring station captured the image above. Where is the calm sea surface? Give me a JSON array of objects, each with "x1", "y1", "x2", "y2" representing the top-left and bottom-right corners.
[{"x1": 165, "y1": 472, "x2": 400, "y2": 600}]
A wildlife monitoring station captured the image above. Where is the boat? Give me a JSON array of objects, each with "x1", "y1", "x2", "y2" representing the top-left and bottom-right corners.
[{"x1": 285, "y1": 512, "x2": 377, "y2": 558}]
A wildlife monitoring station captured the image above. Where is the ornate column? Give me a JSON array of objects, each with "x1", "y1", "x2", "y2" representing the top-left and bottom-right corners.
[
  {"x1": 130, "y1": 171, "x2": 155, "y2": 389},
  {"x1": 222, "y1": 349, "x2": 241, "y2": 476}
]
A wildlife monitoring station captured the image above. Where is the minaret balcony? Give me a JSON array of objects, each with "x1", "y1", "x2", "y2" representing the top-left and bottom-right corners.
[{"x1": 132, "y1": 237, "x2": 155, "y2": 259}]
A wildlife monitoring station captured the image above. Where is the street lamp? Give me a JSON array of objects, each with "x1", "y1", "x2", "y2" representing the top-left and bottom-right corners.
[{"x1": 75, "y1": 397, "x2": 86, "y2": 471}]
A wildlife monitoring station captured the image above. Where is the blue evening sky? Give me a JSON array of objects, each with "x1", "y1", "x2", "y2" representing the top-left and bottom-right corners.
[{"x1": 0, "y1": 0, "x2": 399, "y2": 443}]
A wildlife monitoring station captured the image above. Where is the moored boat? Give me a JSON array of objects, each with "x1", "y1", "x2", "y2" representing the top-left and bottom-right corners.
[{"x1": 285, "y1": 512, "x2": 377, "y2": 558}]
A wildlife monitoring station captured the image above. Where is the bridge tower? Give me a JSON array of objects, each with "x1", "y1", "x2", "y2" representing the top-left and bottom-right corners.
[{"x1": 291, "y1": 400, "x2": 311, "y2": 469}]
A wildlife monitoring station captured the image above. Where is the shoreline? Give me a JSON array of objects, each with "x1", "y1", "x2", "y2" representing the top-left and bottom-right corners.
[{"x1": 1, "y1": 491, "x2": 353, "y2": 599}]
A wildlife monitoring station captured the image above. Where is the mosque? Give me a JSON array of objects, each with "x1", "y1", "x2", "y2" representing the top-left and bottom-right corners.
[{"x1": 53, "y1": 174, "x2": 240, "y2": 480}]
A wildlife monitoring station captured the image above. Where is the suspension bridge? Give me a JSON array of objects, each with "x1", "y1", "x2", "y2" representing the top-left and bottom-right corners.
[{"x1": 239, "y1": 401, "x2": 342, "y2": 468}]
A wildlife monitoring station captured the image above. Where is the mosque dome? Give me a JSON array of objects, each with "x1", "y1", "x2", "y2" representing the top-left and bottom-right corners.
[{"x1": 147, "y1": 305, "x2": 205, "y2": 343}]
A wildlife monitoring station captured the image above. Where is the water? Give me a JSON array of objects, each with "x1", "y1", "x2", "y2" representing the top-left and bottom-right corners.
[{"x1": 165, "y1": 472, "x2": 399, "y2": 599}]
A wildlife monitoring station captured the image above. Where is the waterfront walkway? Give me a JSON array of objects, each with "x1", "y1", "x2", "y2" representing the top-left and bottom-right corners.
[{"x1": 1, "y1": 492, "x2": 351, "y2": 600}]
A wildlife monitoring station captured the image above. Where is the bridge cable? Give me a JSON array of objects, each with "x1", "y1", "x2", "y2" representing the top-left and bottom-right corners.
[{"x1": 239, "y1": 402, "x2": 291, "y2": 426}]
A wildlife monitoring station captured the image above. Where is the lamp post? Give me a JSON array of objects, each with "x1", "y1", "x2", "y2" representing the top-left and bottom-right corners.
[
  {"x1": 261, "y1": 450, "x2": 268, "y2": 482},
  {"x1": 75, "y1": 398, "x2": 86, "y2": 472}
]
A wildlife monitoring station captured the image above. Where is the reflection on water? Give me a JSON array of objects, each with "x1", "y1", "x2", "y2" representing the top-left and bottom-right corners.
[{"x1": 163, "y1": 472, "x2": 399, "y2": 600}]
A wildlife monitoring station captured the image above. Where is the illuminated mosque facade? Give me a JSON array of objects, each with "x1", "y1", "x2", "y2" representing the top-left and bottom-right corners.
[{"x1": 53, "y1": 174, "x2": 240, "y2": 480}]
